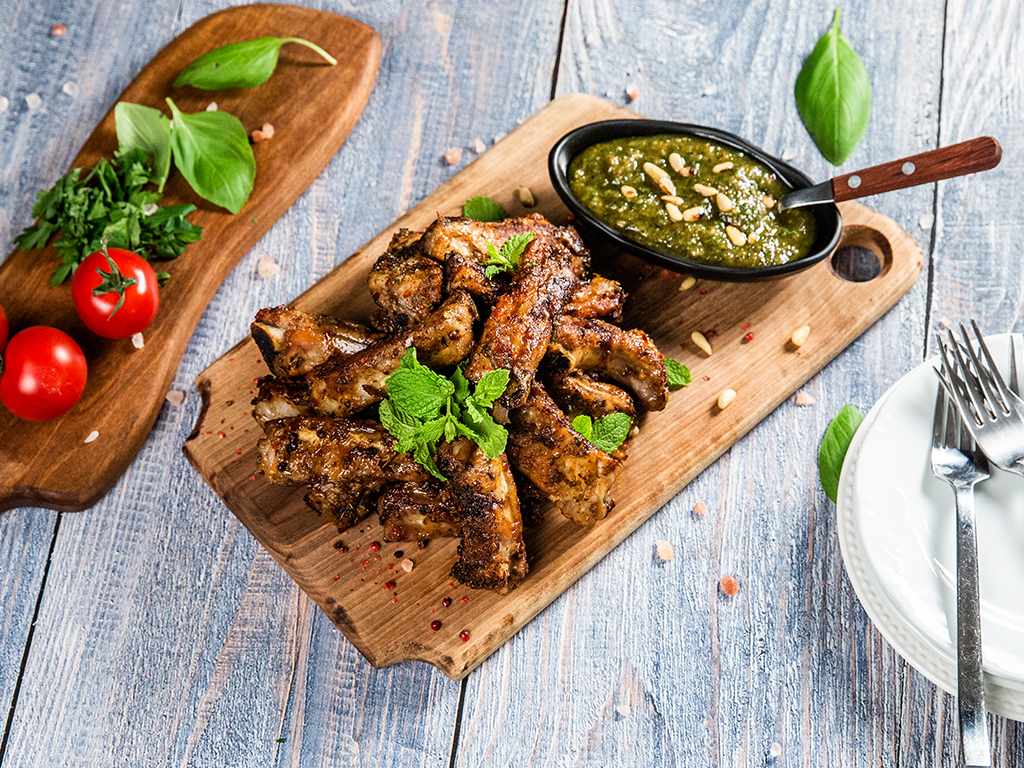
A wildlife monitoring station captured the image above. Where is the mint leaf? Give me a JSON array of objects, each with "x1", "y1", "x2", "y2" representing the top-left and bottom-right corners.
[
  {"x1": 386, "y1": 366, "x2": 454, "y2": 419},
  {"x1": 591, "y1": 412, "x2": 631, "y2": 453},
  {"x1": 398, "y1": 347, "x2": 419, "y2": 369},
  {"x1": 413, "y1": 441, "x2": 445, "y2": 481},
  {"x1": 451, "y1": 364, "x2": 471, "y2": 403},
  {"x1": 378, "y1": 400, "x2": 419, "y2": 452},
  {"x1": 664, "y1": 358, "x2": 692, "y2": 389},
  {"x1": 471, "y1": 369, "x2": 510, "y2": 407},
  {"x1": 463, "y1": 196, "x2": 506, "y2": 222},
  {"x1": 818, "y1": 404, "x2": 864, "y2": 502},
  {"x1": 482, "y1": 232, "x2": 535, "y2": 278},
  {"x1": 794, "y1": 8, "x2": 872, "y2": 166},
  {"x1": 572, "y1": 414, "x2": 593, "y2": 441},
  {"x1": 461, "y1": 408, "x2": 508, "y2": 459}
]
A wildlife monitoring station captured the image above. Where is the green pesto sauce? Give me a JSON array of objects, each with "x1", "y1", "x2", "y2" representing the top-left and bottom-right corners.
[{"x1": 568, "y1": 135, "x2": 816, "y2": 268}]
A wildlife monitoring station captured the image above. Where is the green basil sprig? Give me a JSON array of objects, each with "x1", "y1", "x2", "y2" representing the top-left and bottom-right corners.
[
  {"x1": 174, "y1": 36, "x2": 337, "y2": 90},
  {"x1": 818, "y1": 403, "x2": 864, "y2": 502},
  {"x1": 794, "y1": 8, "x2": 872, "y2": 166},
  {"x1": 166, "y1": 98, "x2": 255, "y2": 215},
  {"x1": 114, "y1": 103, "x2": 172, "y2": 191}
]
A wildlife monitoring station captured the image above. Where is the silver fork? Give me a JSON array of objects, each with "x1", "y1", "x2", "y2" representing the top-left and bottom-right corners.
[
  {"x1": 938, "y1": 320, "x2": 1024, "y2": 476},
  {"x1": 930, "y1": 380, "x2": 991, "y2": 768}
]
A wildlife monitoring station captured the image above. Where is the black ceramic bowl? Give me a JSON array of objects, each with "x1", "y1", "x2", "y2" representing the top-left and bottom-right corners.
[{"x1": 549, "y1": 120, "x2": 843, "y2": 281}]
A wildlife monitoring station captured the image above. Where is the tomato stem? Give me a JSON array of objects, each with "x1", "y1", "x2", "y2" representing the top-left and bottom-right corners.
[{"x1": 93, "y1": 246, "x2": 138, "y2": 319}]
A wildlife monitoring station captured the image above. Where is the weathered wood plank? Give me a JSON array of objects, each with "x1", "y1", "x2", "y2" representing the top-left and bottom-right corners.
[
  {"x1": 0, "y1": 0, "x2": 567, "y2": 765},
  {"x1": 454, "y1": 1, "x2": 956, "y2": 766}
]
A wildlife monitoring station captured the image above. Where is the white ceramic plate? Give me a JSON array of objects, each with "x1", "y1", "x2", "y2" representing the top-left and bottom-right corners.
[{"x1": 837, "y1": 334, "x2": 1024, "y2": 720}]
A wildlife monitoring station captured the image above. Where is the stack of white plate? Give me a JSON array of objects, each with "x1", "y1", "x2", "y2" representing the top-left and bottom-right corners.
[{"x1": 838, "y1": 334, "x2": 1024, "y2": 719}]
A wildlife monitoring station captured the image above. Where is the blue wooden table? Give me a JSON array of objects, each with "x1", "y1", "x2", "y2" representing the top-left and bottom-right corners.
[{"x1": 1, "y1": 0, "x2": 1022, "y2": 765}]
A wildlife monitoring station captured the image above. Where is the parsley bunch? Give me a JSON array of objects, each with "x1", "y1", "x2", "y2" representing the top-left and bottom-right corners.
[
  {"x1": 378, "y1": 349, "x2": 511, "y2": 480},
  {"x1": 571, "y1": 413, "x2": 631, "y2": 453},
  {"x1": 14, "y1": 148, "x2": 202, "y2": 285},
  {"x1": 483, "y1": 232, "x2": 535, "y2": 278}
]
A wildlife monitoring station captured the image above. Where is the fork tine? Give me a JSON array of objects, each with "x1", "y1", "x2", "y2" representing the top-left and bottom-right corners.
[
  {"x1": 968, "y1": 320, "x2": 1011, "y2": 409},
  {"x1": 942, "y1": 333, "x2": 988, "y2": 422},
  {"x1": 1010, "y1": 334, "x2": 1020, "y2": 396},
  {"x1": 932, "y1": 378, "x2": 948, "y2": 447}
]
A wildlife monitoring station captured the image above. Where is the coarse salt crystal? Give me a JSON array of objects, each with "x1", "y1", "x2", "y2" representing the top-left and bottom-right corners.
[
  {"x1": 781, "y1": 147, "x2": 799, "y2": 162},
  {"x1": 0, "y1": 96, "x2": 8, "y2": 112},
  {"x1": 919, "y1": 213, "x2": 934, "y2": 229},
  {"x1": 658, "y1": 57, "x2": 668, "y2": 64},
  {"x1": 62, "y1": 81, "x2": 78, "y2": 97},
  {"x1": 939, "y1": 316, "x2": 952, "y2": 329},
  {"x1": 770, "y1": 742, "x2": 782, "y2": 757},
  {"x1": 206, "y1": 102, "x2": 218, "y2": 111},
  {"x1": 401, "y1": 558, "x2": 414, "y2": 573},
  {"x1": 702, "y1": 84, "x2": 718, "y2": 96},
  {"x1": 493, "y1": 132, "x2": 506, "y2": 144},
  {"x1": 142, "y1": 203, "x2": 158, "y2": 216},
  {"x1": 693, "y1": 501, "x2": 708, "y2": 516},
  {"x1": 655, "y1": 539, "x2": 674, "y2": 561},
  {"x1": 260, "y1": 122, "x2": 274, "y2": 139},
  {"x1": 84, "y1": 430, "x2": 99, "y2": 444},
  {"x1": 25, "y1": 92, "x2": 41, "y2": 109},
  {"x1": 165, "y1": 390, "x2": 186, "y2": 407},
  {"x1": 131, "y1": 332, "x2": 144, "y2": 349},
  {"x1": 719, "y1": 574, "x2": 740, "y2": 596},
  {"x1": 625, "y1": 83, "x2": 640, "y2": 101},
  {"x1": 473, "y1": 138, "x2": 486, "y2": 153},
  {"x1": 795, "y1": 391, "x2": 816, "y2": 406},
  {"x1": 50, "y1": 23, "x2": 67, "y2": 37},
  {"x1": 444, "y1": 146, "x2": 463, "y2": 165},
  {"x1": 615, "y1": 704, "x2": 631, "y2": 717},
  {"x1": 257, "y1": 256, "x2": 281, "y2": 279}
]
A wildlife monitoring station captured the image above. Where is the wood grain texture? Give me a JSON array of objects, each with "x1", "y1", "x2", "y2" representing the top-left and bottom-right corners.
[
  {"x1": 1, "y1": 1, "x2": 1023, "y2": 767},
  {"x1": 184, "y1": 93, "x2": 923, "y2": 681},
  {"x1": 0, "y1": 4, "x2": 380, "y2": 513}
]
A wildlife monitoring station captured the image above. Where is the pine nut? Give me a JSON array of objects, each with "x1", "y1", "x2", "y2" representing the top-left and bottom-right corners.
[
  {"x1": 726, "y1": 225, "x2": 746, "y2": 246},
  {"x1": 762, "y1": 194, "x2": 776, "y2": 208},
  {"x1": 679, "y1": 275, "x2": 697, "y2": 291},
  {"x1": 791, "y1": 325, "x2": 811, "y2": 347},
  {"x1": 717, "y1": 388, "x2": 736, "y2": 410},
  {"x1": 694, "y1": 183, "x2": 718, "y2": 197},
  {"x1": 716, "y1": 192, "x2": 734, "y2": 212},
  {"x1": 644, "y1": 161, "x2": 669, "y2": 181},
  {"x1": 691, "y1": 331, "x2": 713, "y2": 356},
  {"x1": 518, "y1": 186, "x2": 536, "y2": 207},
  {"x1": 669, "y1": 153, "x2": 686, "y2": 173},
  {"x1": 660, "y1": 194, "x2": 683, "y2": 205},
  {"x1": 713, "y1": 161, "x2": 734, "y2": 173},
  {"x1": 680, "y1": 166, "x2": 693, "y2": 176},
  {"x1": 666, "y1": 203, "x2": 683, "y2": 221},
  {"x1": 682, "y1": 207, "x2": 703, "y2": 222},
  {"x1": 658, "y1": 176, "x2": 677, "y2": 196},
  {"x1": 747, "y1": 232, "x2": 758, "y2": 244},
  {"x1": 621, "y1": 185, "x2": 638, "y2": 199}
]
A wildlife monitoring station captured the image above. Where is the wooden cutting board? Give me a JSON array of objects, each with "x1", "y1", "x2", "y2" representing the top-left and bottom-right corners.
[
  {"x1": 183, "y1": 94, "x2": 923, "y2": 680},
  {"x1": 0, "y1": 5, "x2": 379, "y2": 512}
]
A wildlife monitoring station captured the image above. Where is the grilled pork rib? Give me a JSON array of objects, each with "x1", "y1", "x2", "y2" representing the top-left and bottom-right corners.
[
  {"x1": 438, "y1": 438, "x2": 528, "y2": 592},
  {"x1": 564, "y1": 275, "x2": 626, "y2": 323},
  {"x1": 378, "y1": 481, "x2": 461, "y2": 542},
  {"x1": 252, "y1": 306, "x2": 379, "y2": 377},
  {"x1": 545, "y1": 372, "x2": 636, "y2": 420},
  {"x1": 367, "y1": 229, "x2": 444, "y2": 333},
  {"x1": 546, "y1": 315, "x2": 668, "y2": 412}
]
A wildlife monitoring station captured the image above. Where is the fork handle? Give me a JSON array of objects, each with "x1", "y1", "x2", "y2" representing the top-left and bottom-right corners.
[{"x1": 954, "y1": 485, "x2": 991, "y2": 767}]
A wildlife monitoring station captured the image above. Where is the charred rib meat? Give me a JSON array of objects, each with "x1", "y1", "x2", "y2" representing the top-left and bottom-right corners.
[
  {"x1": 252, "y1": 306, "x2": 379, "y2": 377},
  {"x1": 378, "y1": 481, "x2": 461, "y2": 542},
  {"x1": 564, "y1": 275, "x2": 625, "y2": 323},
  {"x1": 367, "y1": 229, "x2": 444, "y2": 333},
  {"x1": 545, "y1": 372, "x2": 636, "y2": 420}
]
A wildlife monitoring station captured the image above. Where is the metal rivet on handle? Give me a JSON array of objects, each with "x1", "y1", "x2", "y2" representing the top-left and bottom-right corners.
[
  {"x1": 902, "y1": 162, "x2": 916, "y2": 175},
  {"x1": 848, "y1": 175, "x2": 862, "y2": 189}
]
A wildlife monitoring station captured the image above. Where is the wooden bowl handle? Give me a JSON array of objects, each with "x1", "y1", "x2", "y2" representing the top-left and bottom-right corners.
[{"x1": 832, "y1": 136, "x2": 1002, "y2": 203}]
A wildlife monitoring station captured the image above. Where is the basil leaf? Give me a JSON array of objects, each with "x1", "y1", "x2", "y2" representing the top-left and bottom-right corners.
[
  {"x1": 664, "y1": 358, "x2": 692, "y2": 389},
  {"x1": 114, "y1": 103, "x2": 172, "y2": 191},
  {"x1": 591, "y1": 412, "x2": 631, "y2": 454},
  {"x1": 463, "y1": 196, "x2": 506, "y2": 222},
  {"x1": 818, "y1": 404, "x2": 864, "y2": 502},
  {"x1": 174, "y1": 36, "x2": 337, "y2": 90},
  {"x1": 166, "y1": 98, "x2": 255, "y2": 214},
  {"x1": 794, "y1": 8, "x2": 872, "y2": 166}
]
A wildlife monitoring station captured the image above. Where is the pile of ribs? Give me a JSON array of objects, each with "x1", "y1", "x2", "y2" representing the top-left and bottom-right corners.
[{"x1": 251, "y1": 214, "x2": 669, "y2": 593}]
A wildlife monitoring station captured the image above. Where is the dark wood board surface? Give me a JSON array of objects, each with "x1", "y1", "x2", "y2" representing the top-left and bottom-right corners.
[
  {"x1": 184, "y1": 94, "x2": 923, "y2": 680},
  {"x1": 0, "y1": 4, "x2": 380, "y2": 512}
]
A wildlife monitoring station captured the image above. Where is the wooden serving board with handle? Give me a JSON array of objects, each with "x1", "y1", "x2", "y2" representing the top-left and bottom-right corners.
[
  {"x1": 183, "y1": 94, "x2": 923, "y2": 680},
  {"x1": 0, "y1": 5, "x2": 380, "y2": 512}
]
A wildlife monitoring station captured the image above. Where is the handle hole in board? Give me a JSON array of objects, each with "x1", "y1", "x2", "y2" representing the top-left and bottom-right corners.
[{"x1": 829, "y1": 225, "x2": 893, "y2": 282}]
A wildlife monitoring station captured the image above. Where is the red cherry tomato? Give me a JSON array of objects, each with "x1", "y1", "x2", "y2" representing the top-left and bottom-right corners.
[
  {"x1": 1, "y1": 326, "x2": 88, "y2": 421},
  {"x1": 0, "y1": 301, "x2": 7, "y2": 354},
  {"x1": 72, "y1": 248, "x2": 159, "y2": 339}
]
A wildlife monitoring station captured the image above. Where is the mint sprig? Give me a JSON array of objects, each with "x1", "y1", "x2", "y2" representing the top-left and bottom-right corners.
[
  {"x1": 463, "y1": 196, "x2": 506, "y2": 222},
  {"x1": 380, "y1": 349, "x2": 511, "y2": 479},
  {"x1": 571, "y1": 412, "x2": 632, "y2": 454},
  {"x1": 483, "y1": 232, "x2": 536, "y2": 279}
]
